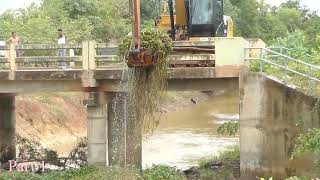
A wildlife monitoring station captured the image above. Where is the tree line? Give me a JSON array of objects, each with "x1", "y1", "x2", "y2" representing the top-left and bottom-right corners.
[{"x1": 0, "y1": 0, "x2": 319, "y2": 50}]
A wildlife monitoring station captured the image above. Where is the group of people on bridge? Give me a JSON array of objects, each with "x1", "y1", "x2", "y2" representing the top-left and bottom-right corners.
[{"x1": 6, "y1": 29, "x2": 67, "y2": 69}]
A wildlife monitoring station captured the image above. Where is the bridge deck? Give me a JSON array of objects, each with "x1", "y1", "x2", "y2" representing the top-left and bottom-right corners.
[
  {"x1": 0, "y1": 42, "x2": 240, "y2": 93},
  {"x1": 0, "y1": 67, "x2": 239, "y2": 93}
]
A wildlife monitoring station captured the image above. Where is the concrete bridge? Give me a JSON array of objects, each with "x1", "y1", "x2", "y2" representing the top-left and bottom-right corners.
[
  {"x1": 0, "y1": 38, "x2": 245, "y2": 168},
  {"x1": 0, "y1": 37, "x2": 318, "y2": 179}
]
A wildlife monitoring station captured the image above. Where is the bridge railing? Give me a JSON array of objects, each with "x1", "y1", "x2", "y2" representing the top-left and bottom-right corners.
[
  {"x1": 244, "y1": 47, "x2": 320, "y2": 93},
  {"x1": 95, "y1": 43, "x2": 121, "y2": 69},
  {"x1": 0, "y1": 41, "x2": 121, "y2": 70}
]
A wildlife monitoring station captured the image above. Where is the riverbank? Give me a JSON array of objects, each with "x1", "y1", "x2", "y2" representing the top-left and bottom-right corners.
[
  {"x1": 15, "y1": 91, "x2": 219, "y2": 155},
  {"x1": 12, "y1": 90, "x2": 240, "y2": 175},
  {"x1": 0, "y1": 146, "x2": 240, "y2": 180},
  {"x1": 184, "y1": 146, "x2": 240, "y2": 180}
]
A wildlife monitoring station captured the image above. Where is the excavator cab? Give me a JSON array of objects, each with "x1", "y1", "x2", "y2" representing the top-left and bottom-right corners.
[
  {"x1": 127, "y1": 0, "x2": 234, "y2": 68},
  {"x1": 156, "y1": 0, "x2": 233, "y2": 40},
  {"x1": 187, "y1": 0, "x2": 224, "y2": 37}
]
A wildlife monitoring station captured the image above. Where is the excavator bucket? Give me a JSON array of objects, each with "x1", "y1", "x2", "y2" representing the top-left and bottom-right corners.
[
  {"x1": 127, "y1": 48, "x2": 158, "y2": 68},
  {"x1": 127, "y1": 0, "x2": 159, "y2": 68}
]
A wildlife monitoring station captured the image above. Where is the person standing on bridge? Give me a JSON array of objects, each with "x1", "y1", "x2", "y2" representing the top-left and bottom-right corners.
[
  {"x1": 6, "y1": 32, "x2": 21, "y2": 57},
  {"x1": 57, "y1": 29, "x2": 67, "y2": 69}
]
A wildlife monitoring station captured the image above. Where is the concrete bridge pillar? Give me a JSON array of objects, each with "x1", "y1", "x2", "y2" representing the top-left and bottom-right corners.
[
  {"x1": 240, "y1": 70, "x2": 320, "y2": 179},
  {"x1": 0, "y1": 94, "x2": 16, "y2": 163},
  {"x1": 86, "y1": 92, "x2": 142, "y2": 168},
  {"x1": 107, "y1": 92, "x2": 142, "y2": 168},
  {"x1": 86, "y1": 92, "x2": 108, "y2": 166}
]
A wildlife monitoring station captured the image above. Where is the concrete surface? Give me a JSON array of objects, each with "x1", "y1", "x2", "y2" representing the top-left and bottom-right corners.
[
  {"x1": 240, "y1": 69, "x2": 320, "y2": 179},
  {"x1": 107, "y1": 92, "x2": 142, "y2": 168},
  {"x1": 215, "y1": 37, "x2": 249, "y2": 66},
  {"x1": 0, "y1": 68, "x2": 240, "y2": 93},
  {"x1": 87, "y1": 92, "x2": 108, "y2": 166}
]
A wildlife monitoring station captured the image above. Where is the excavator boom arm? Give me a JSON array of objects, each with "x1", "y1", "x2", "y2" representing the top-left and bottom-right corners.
[{"x1": 131, "y1": 0, "x2": 141, "y2": 48}]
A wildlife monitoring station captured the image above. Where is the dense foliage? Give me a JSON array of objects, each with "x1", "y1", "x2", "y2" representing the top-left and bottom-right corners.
[
  {"x1": 224, "y1": 0, "x2": 320, "y2": 45},
  {"x1": 0, "y1": 0, "x2": 319, "y2": 45}
]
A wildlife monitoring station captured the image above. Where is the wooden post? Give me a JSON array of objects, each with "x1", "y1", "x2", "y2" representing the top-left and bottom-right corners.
[
  {"x1": 82, "y1": 41, "x2": 89, "y2": 70},
  {"x1": 9, "y1": 44, "x2": 16, "y2": 71},
  {"x1": 88, "y1": 41, "x2": 96, "y2": 70}
]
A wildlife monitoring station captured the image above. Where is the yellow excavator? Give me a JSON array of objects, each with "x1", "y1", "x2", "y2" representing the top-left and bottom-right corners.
[
  {"x1": 156, "y1": 0, "x2": 234, "y2": 40},
  {"x1": 127, "y1": 0, "x2": 234, "y2": 68}
]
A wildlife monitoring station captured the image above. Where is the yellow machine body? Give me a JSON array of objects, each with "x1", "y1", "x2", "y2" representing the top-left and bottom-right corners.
[
  {"x1": 175, "y1": 0, "x2": 187, "y2": 26},
  {"x1": 156, "y1": 0, "x2": 234, "y2": 39}
]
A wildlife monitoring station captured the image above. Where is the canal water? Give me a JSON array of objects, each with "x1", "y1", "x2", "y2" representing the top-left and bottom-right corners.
[{"x1": 142, "y1": 91, "x2": 240, "y2": 170}]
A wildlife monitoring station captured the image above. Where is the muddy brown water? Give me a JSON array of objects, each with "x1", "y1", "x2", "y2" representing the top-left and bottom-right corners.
[{"x1": 143, "y1": 91, "x2": 240, "y2": 170}]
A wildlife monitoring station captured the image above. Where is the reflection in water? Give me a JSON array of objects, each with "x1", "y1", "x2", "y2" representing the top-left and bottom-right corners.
[{"x1": 143, "y1": 91, "x2": 240, "y2": 170}]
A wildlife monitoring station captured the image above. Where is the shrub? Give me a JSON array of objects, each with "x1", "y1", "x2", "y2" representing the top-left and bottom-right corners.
[
  {"x1": 143, "y1": 165, "x2": 186, "y2": 180},
  {"x1": 216, "y1": 122, "x2": 239, "y2": 136},
  {"x1": 198, "y1": 146, "x2": 240, "y2": 180},
  {"x1": 292, "y1": 128, "x2": 320, "y2": 159},
  {"x1": 0, "y1": 166, "x2": 142, "y2": 180}
]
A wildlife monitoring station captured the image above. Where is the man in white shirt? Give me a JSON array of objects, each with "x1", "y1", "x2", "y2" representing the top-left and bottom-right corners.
[{"x1": 57, "y1": 29, "x2": 66, "y2": 69}]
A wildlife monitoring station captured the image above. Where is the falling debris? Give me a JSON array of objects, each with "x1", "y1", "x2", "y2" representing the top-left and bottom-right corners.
[{"x1": 119, "y1": 27, "x2": 172, "y2": 134}]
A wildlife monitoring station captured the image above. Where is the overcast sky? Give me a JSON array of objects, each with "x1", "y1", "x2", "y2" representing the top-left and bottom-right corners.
[{"x1": 0, "y1": 0, "x2": 319, "y2": 15}]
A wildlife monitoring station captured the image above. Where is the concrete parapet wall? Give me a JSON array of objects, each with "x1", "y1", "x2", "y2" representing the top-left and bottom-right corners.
[
  {"x1": 215, "y1": 37, "x2": 249, "y2": 66},
  {"x1": 239, "y1": 69, "x2": 320, "y2": 179}
]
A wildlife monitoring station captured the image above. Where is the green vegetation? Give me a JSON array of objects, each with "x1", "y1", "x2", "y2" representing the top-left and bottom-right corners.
[
  {"x1": 119, "y1": 27, "x2": 172, "y2": 134},
  {"x1": 225, "y1": 0, "x2": 320, "y2": 45},
  {"x1": 217, "y1": 122, "x2": 239, "y2": 136},
  {"x1": 1, "y1": 0, "x2": 320, "y2": 179},
  {"x1": 143, "y1": 165, "x2": 186, "y2": 180},
  {"x1": 0, "y1": 0, "x2": 160, "y2": 43},
  {"x1": 0, "y1": 166, "x2": 141, "y2": 180},
  {"x1": 197, "y1": 146, "x2": 240, "y2": 180},
  {"x1": 0, "y1": 165, "x2": 189, "y2": 180},
  {"x1": 292, "y1": 128, "x2": 320, "y2": 159},
  {"x1": 249, "y1": 31, "x2": 320, "y2": 94},
  {"x1": 0, "y1": 0, "x2": 318, "y2": 45},
  {"x1": 291, "y1": 128, "x2": 320, "y2": 175}
]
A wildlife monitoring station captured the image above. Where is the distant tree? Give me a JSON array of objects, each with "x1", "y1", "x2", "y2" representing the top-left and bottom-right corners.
[
  {"x1": 141, "y1": 0, "x2": 161, "y2": 22},
  {"x1": 62, "y1": 0, "x2": 98, "y2": 19},
  {"x1": 233, "y1": 0, "x2": 261, "y2": 37},
  {"x1": 0, "y1": 0, "x2": 319, "y2": 46},
  {"x1": 277, "y1": 8, "x2": 302, "y2": 32},
  {"x1": 280, "y1": 0, "x2": 301, "y2": 10}
]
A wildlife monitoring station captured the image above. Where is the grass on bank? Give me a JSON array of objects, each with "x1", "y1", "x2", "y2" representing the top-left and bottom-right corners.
[
  {"x1": 0, "y1": 165, "x2": 186, "y2": 180},
  {"x1": 197, "y1": 146, "x2": 240, "y2": 180},
  {"x1": 0, "y1": 147, "x2": 240, "y2": 180},
  {"x1": 249, "y1": 54, "x2": 320, "y2": 95},
  {"x1": 0, "y1": 166, "x2": 140, "y2": 180}
]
